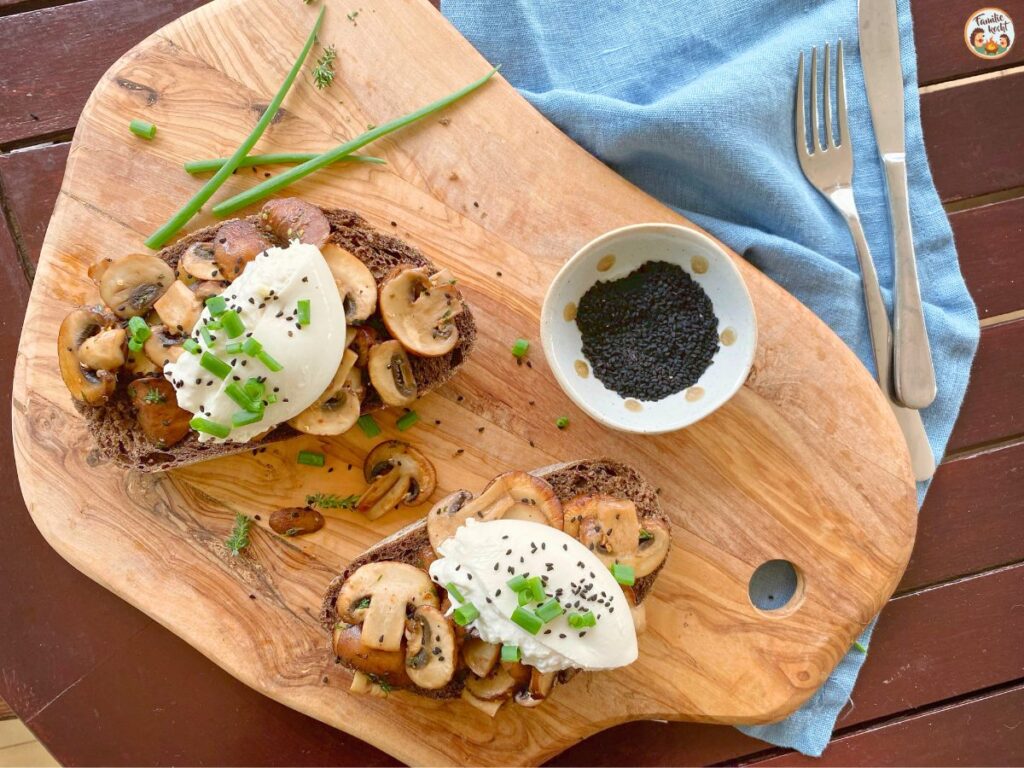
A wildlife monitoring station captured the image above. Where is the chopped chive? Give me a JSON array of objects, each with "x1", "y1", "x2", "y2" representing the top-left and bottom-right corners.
[
  {"x1": 182, "y1": 338, "x2": 201, "y2": 354},
  {"x1": 183, "y1": 152, "x2": 385, "y2": 175},
  {"x1": 525, "y1": 576, "x2": 545, "y2": 603},
  {"x1": 205, "y1": 295, "x2": 228, "y2": 316},
  {"x1": 127, "y1": 316, "x2": 150, "y2": 342},
  {"x1": 396, "y1": 410, "x2": 419, "y2": 431},
  {"x1": 190, "y1": 416, "x2": 230, "y2": 438},
  {"x1": 224, "y1": 382, "x2": 260, "y2": 413},
  {"x1": 445, "y1": 582, "x2": 465, "y2": 603},
  {"x1": 507, "y1": 574, "x2": 530, "y2": 592},
  {"x1": 297, "y1": 450, "x2": 325, "y2": 467},
  {"x1": 500, "y1": 644, "x2": 520, "y2": 663},
  {"x1": 225, "y1": 341, "x2": 244, "y2": 354},
  {"x1": 356, "y1": 414, "x2": 381, "y2": 438},
  {"x1": 536, "y1": 597, "x2": 563, "y2": 623},
  {"x1": 853, "y1": 641, "x2": 868, "y2": 654},
  {"x1": 266, "y1": 393, "x2": 278, "y2": 404},
  {"x1": 639, "y1": 529, "x2": 654, "y2": 542},
  {"x1": 232, "y1": 409, "x2": 264, "y2": 427},
  {"x1": 144, "y1": 8, "x2": 326, "y2": 248},
  {"x1": 611, "y1": 562, "x2": 635, "y2": 586},
  {"x1": 127, "y1": 338, "x2": 143, "y2": 353},
  {"x1": 220, "y1": 309, "x2": 245, "y2": 338},
  {"x1": 296, "y1": 299, "x2": 311, "y2": 326},
  {"x1": 568, "y1": 611, "x2": 597, "y2": 629},
  {"x1": 200, "y1": 351, "x2": 232, "y2": 379},
  {"x1": 199, "y1": 325, "x2": 213, "y2": 347},
  {"x1": 129, "y1": 118, "x2": 157, "y2": 140},
  {"x1": 242, "y1": 337, "x2": 263, "y2": 356},
  {"x1": 511, "y1": 338, "x2": 529, "y2": 358},
  {"x1": 556, "y1": 416, "x2": 570, "y2": 430},
  {"x1": 517, "y1": 588, "x2": 533, "y2": 607},
  {"x1": 256, "y1": 349, "x2": 283, "y2": 372},
  {"x1": 511, "y1": 606, "x2": 542, "y2": 635},
  {"x1": 243, "y1": 377, "x2": 265, "y2": 401},
  {"x1": 207, "y1": 319, "x2": 224, "y2": 332},
  {"x1": 452, "y1": 602, "x2": 480, "y2": 626}
]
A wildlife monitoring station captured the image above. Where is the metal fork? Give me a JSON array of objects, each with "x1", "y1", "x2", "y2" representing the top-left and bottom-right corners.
[{"x1": 795, "y1": 41, "x2": 934, "y2": 481}]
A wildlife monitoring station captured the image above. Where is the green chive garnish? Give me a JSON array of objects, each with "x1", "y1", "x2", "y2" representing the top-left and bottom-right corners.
[
  {"x1": 611, "y1": 562, "x2": 635, "y2": 586},
  {"x1": 257, "y1": 349, "x2": 283, "y2": 372},
  {"x1": 199, "y1": 325, "x2": 214, "y2": 347},
  {"x1": 127, "y1": 338, "x2": 143, "y2": 353},
  {"x1": 568, "y1": 611, "x2": 597, "y2": 629},
  {"x1": 511, "y1": 338, "x2": 529, "y2": 358},
  {"x1": 296, "y1": 299, "x2": 311, "y2": 326},
  {"x1": 297, "y1": 450, "x2": 325, "y2": 467},
  {"x1": 556, "y1": 416, "x2": 570, "y2": 430},
  {"x1": 225, "y1": 382, "x2": 260, "y2": 413},
  {"x1": 243, "y1": 377, "x2": 265, "y2": 401},
  {"x1": 232, "y1": 410, "x2": 264, "y2": 427},
  {"x1": 205, "y1": 295, "x2": 228, "y2": 316},
  {"x1": 507, "y1": 574, "x2": 530, "y2": 592},
  {"x1": 511, "y1": 606, "x2": 542, "y2": 635},
  {"x1": 445, "y1": 582, "x2": 465, "y2": 603},
  {"x1": 183, "y1": 152, "x2": 385, "y2": 175},
  {"x1": 517, "y1": 588, "x2": 533, "y2": 607},
  {"x1": 127, "y1": 315, "x2": 150, "y2": 341},
  {"x1": 225, "y1": 341, "x2": 244, "y2": 354},
  {"x1": 853, "y1": 641, "x2": 868, "y2": 653},
  {"x1": 536, "y1": 597, "x2": 563, "y2": 623},
  {"x1": 200, "y1": 351, "x2": 231, "y2": 379},
  {"x1": 500, "y1": 644, "x2": 520, "y2": 663},
  {"x1": 356, "y1": 414, "x2": 381, "y2": 438},
  {"x1": 452, "y1": 602, "x2": 479, "y2": 626},
  {"x1": 190, "y1": 416, "x2": 230, "y2": 438},
  {"x1": 182, "y1": 339, "x2": 201, "y2": 354},
  {"x1": 220, "y1": 309, "x2": 245, "y2": 338},
  {"x1": 206, "y1": 319, "x2": 223, "y2": 331},
  {"x1": 266, "y1": 393, "x2": 278, "y2": 404},
  {"x1": 129, "y1": 118, "x2": 157, "y2": 140},
  {"x1": 525, "y1": 576, "x2": 545, "y2": 603},
  {"x1": 396, "y1": 410, "x2": 419, "y2": 431},
  {"x1": 242, "y1": 337, "x2": 263, "y2": 356}
]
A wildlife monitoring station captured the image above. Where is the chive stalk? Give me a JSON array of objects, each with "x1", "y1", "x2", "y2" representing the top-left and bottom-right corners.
[
  {"x1": 296, "y1": 299, "x2": 311, "y2": 326},
  {"x1": 144, "y1": 7, "x2": 325, "y2": 249},
  {"x1": 511, "y1": 606, "x2": 542, "y2": 635},
  {"x1": 536, "y1": 597, "x2": 563, "y2": 622},
  {"x1": 297, "y1": 450, "x2": 325, "y2": 467},
  {"x1": 211, "y1": 67, "x2": 500, "y2": 217},
  {"x1": 445, "y1": 582, "x2": 465, "y2": 603},
  {"x1": 500, "y1": 644, "x2": 520, "y2": 663},
  {"x1": 129, "y1": 119, "x2": 157, "y2": 140},
  {"x1": 511, "y1": 338, "x2": 529, "y2": 358},
  {"x1": 396, "y1": 410, "x2": 419, "y2": 431},
  {"x1": 611, "y1": 562, "x2": 635, "y2": 586},
  {"x1": 184, "y1": 152, "x2": 385, "y2": 175},
  {"x1": 182, "y1": 339, "x2": 201, "y2": 354},
  {"x1": 225, "y1": 382, "x2": 261, "y2": 413},
  {"x1": 205, "y1": 295, "x2": 228, "y2": 316},
  {"x1": 200, "y1": 351, "x2": 232, "y2": 379},
  {"x1": 190, "y1": 416, "x2": 230, "y2": 438},
  {"x1": 232, "y1": 410, "x2": 264, "y2": 427},
  {"x1": 507, "y1": 574, "x2": 529, "y2": 592},
  {"x1": 452, "y1": 602, "x2": 479, "y2": 626},
  {"x1": 356, "y1": 414, "x2": 381, "y2": 438},
  {"x1": 220, "y1": 310, "x2": 246, "y2": 339},
  {"x1": 257, "y1": 349, "x2": 283, "y2": 372}
]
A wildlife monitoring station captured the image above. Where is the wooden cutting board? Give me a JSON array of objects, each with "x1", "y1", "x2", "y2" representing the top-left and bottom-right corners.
[{"x1": 11, "y1": 0, "x2": 917, "y2": 764}]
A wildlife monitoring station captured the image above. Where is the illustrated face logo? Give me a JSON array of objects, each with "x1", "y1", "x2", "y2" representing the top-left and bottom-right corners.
[{"x1": 965, "y1": 8, "x2": 1015, "y2": 59}]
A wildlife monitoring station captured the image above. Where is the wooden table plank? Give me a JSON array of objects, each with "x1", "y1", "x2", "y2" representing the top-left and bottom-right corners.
[
  {"x1": 912, "y1": 0, "x2": 1024, "y2": 85},
  {"x1": 0, "y1": 142, "x2": 68, "y2": 274},
  {"x1": 950, "y1": 196, "x2": 1024, "y2": 320}
]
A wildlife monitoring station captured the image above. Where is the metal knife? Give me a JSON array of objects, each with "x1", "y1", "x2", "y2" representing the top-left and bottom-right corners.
[{"x1": 859, "y1": 0, "x2": 937, "y2": 410}]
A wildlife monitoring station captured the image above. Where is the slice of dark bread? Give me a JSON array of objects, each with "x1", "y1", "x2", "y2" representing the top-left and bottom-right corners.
[
  {"x1": 319, "y1": 458, "x2": 669, "y2": 700},
  {"x1": 76, "y1": 206, "x2": 476, "y2": 472}
]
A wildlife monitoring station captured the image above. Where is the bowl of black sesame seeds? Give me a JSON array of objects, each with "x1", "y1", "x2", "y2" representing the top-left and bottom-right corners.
[{"x1": 540, "y1": 223, "x2": 756, "y2": 434}]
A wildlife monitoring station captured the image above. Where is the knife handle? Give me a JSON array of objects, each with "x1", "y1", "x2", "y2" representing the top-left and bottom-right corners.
[{"x1": 883, "y1": 156, "x2": 937, "y2": 410}]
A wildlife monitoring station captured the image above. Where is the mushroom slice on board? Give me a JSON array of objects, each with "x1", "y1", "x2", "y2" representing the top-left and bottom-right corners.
[
  {"x1": 367, "y1": 340, "x2": 417, "y2": 407},
  {"x1": 288, "y1": 350, "x2": 360, "y2": 435},
  {"x1": 464, "y1": 664, "x2": 517, "y2": 702},
  {"x1": 461, "y1": 637, "x2": 501, "y2": 678},
  {"x1": 514, "y1": 669, "x2": 556, "y2": 708},
  {"x1": 563, "y1": 495, "x2": 669, "y2": 578},
  {"x1": 99, "y1": 253, "x2": 175, "y2": 319},
  {"x1": 153, "y1": 280, "x2": 203, "y2": 335},
  {"x1": 322, "y1": 243, "x2": 377, "y2": 323},
  {"x1": 142, "y1": 325, "x2": 184, "y2": 367},
  {"x1": 77, "y1": 326, "x2": 126, "y2": 372},
  {"x1": 179, "y1": 242, "x2": 221, "y2": 281},
  {"x1": 355, "y1": 441, "x2": 436, "y2": 521},
  {"x1": 58, "y1": 309, "x2": 118, "y2": 405},
  {"x1": 378, "y1": 267, "x2": 463, "y2": 357},
  {"x1": 261, "y1": 198, "x2": 331, "y2": 248},
  {"x1": 334, "y1": 561, "x2": 438, "y2": 651},
  {"x1": 126, "y1": 377, "x2": 192, "y2": 448},
  {"x1": 332, "y1": 623, "x2": 412, "y2": 688},
  {"x1": 427, "y1": 471, "x2": 562, "y2": 553},
  {"x1": 404, "y1": 605, "x2": 457, "y2": 689},
  {"x1": 213, "y1": 219, "x2": 271, "y2": 281}
]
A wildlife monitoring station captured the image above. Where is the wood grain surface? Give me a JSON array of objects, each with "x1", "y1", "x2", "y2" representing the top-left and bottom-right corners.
[{"x1": 9, "y1": 0, "x2": 918, "y2": 764}]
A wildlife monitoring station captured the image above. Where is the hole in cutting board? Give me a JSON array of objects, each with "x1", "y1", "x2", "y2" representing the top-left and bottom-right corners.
[{"x1": 748, "y1": 559, "x2": 803, "y2": 614}]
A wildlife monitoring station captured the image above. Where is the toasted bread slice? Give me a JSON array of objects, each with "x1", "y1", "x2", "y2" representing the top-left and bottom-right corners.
[
  {"x1": 320, "y1": 458, "x2": 669, "y2": 701},
  {"x1": 76, "y1": 207, "x2": 476, "y2": 472}
]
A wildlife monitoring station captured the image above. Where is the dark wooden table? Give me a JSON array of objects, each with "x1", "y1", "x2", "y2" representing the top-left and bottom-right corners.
[{"x1": 1, "y1": 0, "x2": 1022, "y2": 764}]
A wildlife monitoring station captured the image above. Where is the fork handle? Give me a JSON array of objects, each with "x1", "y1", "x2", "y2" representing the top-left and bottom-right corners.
[{"x1": 883, "y1": 156, "x2": 937, "y2": 410}]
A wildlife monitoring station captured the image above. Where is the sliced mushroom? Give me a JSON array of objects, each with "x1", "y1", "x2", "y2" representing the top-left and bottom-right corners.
[
  {"x1": 500, "y1": 660, "x2": 532, "y2": 688},
  {"x1": 288, "y1": 350, "x2": 360, "y2": 435},
  {"x1": 404, "y1": 605, "x2": 457, "y2": 690},
  {"x1": 332, "y1": 623, "x2": 412, "y2": 688},
  {"x1": 99, "y1": 253, "x2": 176, "y2": 319},
  {"x1": 261, "y1": 198, "x2": 331, "y2": 247},
  {"x1": 153, "y1": 280, "x2": 203, "y2": 334},
  {"x1": 378, "y1": 267, "x2": 463, "y2": 357},
  {"x1": 77, "y1": 326, "x2": 126, "y2": 371},
  {"x1": 462, "y1": 637, "x2": 500, "y2": 678},
  {"x1": 335, "y1": 561, "x2": 438, "y2": 651},
  {"x1": 269, "y1": 506, "x2": 325, "y2": 536},
  {"x1": 322, "y1": 243, "x2": 377, "y2": 323},
  {"x1": 127, "y1": 377, "x2": 191, "y2": 448},
  {"x1": 213, "y1": 219, "x2": 271, "y2": 281},
  {"x1": 190, "y1": 280, "x2": 230, "y2": 301},
  {"x1": 88, "y1": 257, "x2": 113, "y2": 285},
  {"x1": 57, "y1": 309, "x2": 118, "y2": 405},
  {"x1": 563, "y1": 496, "x2": 669, "y2": 578},
  {"x1": 355, "y1": 441, "x2": 436, "y2": 521},
  {"x1": 514, "y1": 669, "x2": 556, "y2": 708},
  {"x1": 348, "y1": 325, "x2": 378, "y2": 368},
  {"x1": 461, "y1": 687, "x2": 504, "y2": 717},
  {"x1": 367, "y1": 340, "x2": 417, "y2": 406},
  {"x1": 465, "y1": 664, "x2": 517, "y2": 701},
  {"x1": 427, "y1": 472, "x2": 563, "y2": 553},
  {"x1": 345, "y1": 366, "x2": 365, "y2": 404},
  {"x1": 179, "y1": 242, "x2": 221, "y2": 281},
  {"x1": 142, "y1": 325, "x2": 184, "y2": 367},
  {"x1": 124, "y1": 348, "x2": 161, "y2": 377}
]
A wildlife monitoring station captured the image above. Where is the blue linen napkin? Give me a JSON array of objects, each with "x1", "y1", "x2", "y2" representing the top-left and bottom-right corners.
[{"x1": 441, "y1": 0, "x2": 980, "y2": 757}]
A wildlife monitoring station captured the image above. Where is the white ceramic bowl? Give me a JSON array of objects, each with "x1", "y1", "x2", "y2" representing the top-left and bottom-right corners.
[{"x1": 540, "y1": 223, "x2": 757, "y2": 434}]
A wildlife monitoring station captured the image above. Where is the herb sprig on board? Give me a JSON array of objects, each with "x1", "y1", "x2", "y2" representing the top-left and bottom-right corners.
[
  {"x1": 312, "y1": 44, "x2": 337, "y2": 90},
  {"x1": 306, "y1": 492, "x2": 360, "y2": 509},
  {"x1": 226, "y1": 513, "x2": 253, "y2": 557}
]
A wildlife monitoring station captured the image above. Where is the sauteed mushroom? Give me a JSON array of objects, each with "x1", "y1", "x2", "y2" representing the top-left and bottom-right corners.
[
  {"x1": 404, "y1": 605, "x2": 457, "y2": 689},
  {"x1": 126, "y1": 377, "x2": 191, "y2": 448},
  {"x1": 142, "y1": 325, "x2": 184, "y2": 367},
  {"x1": 462, "y1": 637, "x2": 500, "y2": 678},
  {"x1": 99, "y1": 253, "x2": 175, "y2": 319},
  {"x1": 213, "y1": 220, "x2": 271, "y2": 280},
  {"x1": 179, "y1": 242, "x2": 221, "y2": 281},
  {"x1": 334, "y1": 561, "x2": 438, "y2": 651},
  {"x1": 514, "y1": 669, "x2": 556, "y2": 708},
  {"x1": 153, "y1": 280, "x2": 203, "y2": 334},
  {"x1": 57, "y1": 309, "x2": 118, "y2": 405},
  {"x1": 332, "y1": 623, "x2": 413, "y2": 688},
  {"x1": 379, "y1": 267, "x2": 462, "y2": 357},
  {"x1": 348, "y1": 326, "x2": 378, "y2": 368},
  {"x1": 355, "y1": 441, "x2": 436, "y2": 521},
  {"x1": 367, "y1": 340, "x2": 417, "y2": 407},
  {"x1": 261, "y1": 198, "x2": 331, "y2": 247},
  {"x1": 190, "y1": 280, "x2": 230, "y2": 301},
  {"x1": 563, "y1": 496, "x2": 670, "y2": 578},
  {"x1": 77, "y1": 326, "x2": 126, "y2": 372},
  {"x1": 322, "y1": 243, "x2": 377, "y2": 323},
  {"x1": 87, "y1": 258, "x2": 113, "y2": 285},
  {"x1": 288, "y1": 350, "x2": 360, "y2": 435}
]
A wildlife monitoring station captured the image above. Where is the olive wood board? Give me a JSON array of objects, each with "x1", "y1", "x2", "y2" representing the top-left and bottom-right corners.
[{"x1": 11, "y1": 0, "x2": 917, "y2": 764}]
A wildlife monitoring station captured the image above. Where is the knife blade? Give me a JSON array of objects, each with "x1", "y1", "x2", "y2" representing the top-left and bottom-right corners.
[{"x1": 859, "y1": 0, "x2": 937, "y2": 410}]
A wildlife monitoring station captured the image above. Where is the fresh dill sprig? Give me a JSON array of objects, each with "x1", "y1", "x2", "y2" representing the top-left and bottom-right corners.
[
  {"x1": 144, "y1": 387, "x2": 166, "y2": 404},
  {"x1": 226, "y1": 513, "x2": 253, "y2": 557},
  {"x1": 311, "y1": 44, "x2": 337, "y2": 90},
  {"x1": 306, "y1": 492, "x2": 360, "y2": 509}
]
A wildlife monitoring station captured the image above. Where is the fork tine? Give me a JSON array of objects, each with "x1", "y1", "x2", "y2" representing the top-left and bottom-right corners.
[
  {"x1": 809, "y1": 46, "x2": 820, "y2": 151},
  {"x1": 795, "y1": 51, "x2": 807, "y2": 156},
  {"x1": 836, "y1": 39, "x2": 848, "y2": 148},
  {"x1": 824, "y1": 42, "x2": 835, "y2": 148}
]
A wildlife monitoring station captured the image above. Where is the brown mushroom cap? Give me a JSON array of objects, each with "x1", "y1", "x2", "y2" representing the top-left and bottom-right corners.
[
  {"x1": 322, "y1": 243, "x2": 377, "y2": 323},
  {"x1": 334, "y1": 561, "x2": 439, "y2": 651},
  {"x1": 153, "y1": 280, "x2": 203, "y2": 335},
  {"x1": 355, "y1": 440, "x2": 436, "y2": 521},
  {"x1": 562, "y1": 496, "x2": 669, "y2": 578},
  {"x1": 213, "y1": 220, "x2": 271, "y2": 281},
  {"x1": 332, "y1": 623, "x2": 413, "y2": 688},
  {"x1": 126, "y1": 377, "x2": 191, "y2": 448},
  {"x1": 190, "y1": 280, "x2": 230, "y2": 301},
  {"x1": 77, "y1": 327, "x2": 126, "y2": 372},
  {"x1": 179, "y1": 242, "x2": 221, "y2": 281},
  {"x1": 288, "y1": 350, "x2": 360, "y2": 435},
  {"x1": 378, "y1": 267, "x2": 463, "y2": 357},
  {"x1": 58, "y1": 309, "x2": 118, "y2": 405},
  {"x1": 404, "y1": 605, "x2": 457, "y2": 689},
  {"x1": 426, "y1": 471, "x2": 563, "y2": 554},
  {"x1": 99, "y1": 253, "x2": 175, "y2": 319},
  {"x1": 367, "y1": 340, "x2": 417, "y2": 407},
  {"x1": 261, "y1": 198, "x2": 331, "y2": 247},
  {"x1": 142, "y1": 325, "x2": 184, "y2": 367}
]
